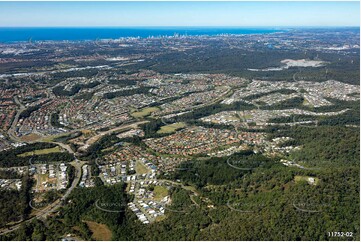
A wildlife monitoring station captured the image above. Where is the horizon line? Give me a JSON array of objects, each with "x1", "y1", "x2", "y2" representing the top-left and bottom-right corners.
[{"x1": 0, "y1": 26, "x2": 360, "y2": 28}]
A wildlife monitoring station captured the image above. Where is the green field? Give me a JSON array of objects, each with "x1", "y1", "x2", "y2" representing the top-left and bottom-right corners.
[
  {"x1": 135, "y1": 161, "x2": 149, "y2": 174},
  {"x1": 153, "y1": 186, "x2": 168, "y2": 201},
  {"x1": 243, "y1": 114, "x2": 253, "y2": 119},
  {"x1": 131, "y1": 107, "x2": 160, "y2": 118},
  {"x1": 41, "y1": 132, "x2": 71, "y2": 142},
  {"x1": 157, "y1": 122, "x2": 186, "y2": 134},
  {"x1": 17, "y1": 146, "x2": 62, "y2": 157}
]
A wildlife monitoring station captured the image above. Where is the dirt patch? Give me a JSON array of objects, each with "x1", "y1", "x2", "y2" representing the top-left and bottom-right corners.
[
  {"x1": 84, "y1": 220, "x2": 112, "y2": 241},
  {"x1": 281, "y1": 59, "x2": 326, "y2": 68},
  {"x1": 20, "y1": 133, "x2": 41, "y2": 142}
]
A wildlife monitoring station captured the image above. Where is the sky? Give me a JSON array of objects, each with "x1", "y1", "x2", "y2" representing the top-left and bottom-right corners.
[{"x1": 0, "y1": 1, "x2": 359, "y2": 27}]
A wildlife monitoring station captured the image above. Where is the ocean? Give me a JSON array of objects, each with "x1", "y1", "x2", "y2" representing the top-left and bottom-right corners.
[{"x1": 0, "y1": 27, "x2": 283, "y2": 42}]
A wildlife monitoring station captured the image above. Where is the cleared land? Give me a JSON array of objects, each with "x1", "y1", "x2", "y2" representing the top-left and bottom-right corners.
[
  {"x1": 80, "y1": 121, "x2": 148, "y2": 151},
  {"x1": 302, "y1": 98, "x2": 311, "y2": 106},
  {"x1": 17, "y1": 146, "x2": 62, "y2": 157},
  {"x1": 84, "y1": 220, "x2": 112, "y2": 241},
  {"x1": 294, "y1": 175, "x2": 319, "y2": 185},
  {"x1": 281, "y1": 59, "x2": 326, "y2": 68},
  {"x1": 41, "y1": 132, "x2": 72, "y2": 142},
  {"x1": 135, "y1": 161, "x2": 149, "y2": 174},
  {"x1": 82, "y1": 129, "x2": 97, "y2": 138},
  {"x1": 131, "y1": 107, "x2": 160, "y2": 118},
  {"x1": 153, "y1": 185, "x2": 168, "y2": 201},
  {"x1": 34, "y1": 173, "x2": 57, "y2": 191},
  {"x1": 20, "y1": 133, "x2": 41, "y2": 142},
  {"x1": 157, "y1": 122, "x2": 186, "y2": 134}
]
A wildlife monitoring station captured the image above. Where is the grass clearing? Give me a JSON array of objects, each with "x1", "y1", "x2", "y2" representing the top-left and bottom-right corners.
[
  {"x1": 153, "y1": 186, "x2": 168, "y2": 201},
  {"x1": 157, "y1": 122, "x2": 186, "y2": 134},
  {"x1": 155, "y1": 215, "x2": 167, "y2": 222},
  {"x1": 39, "y1": 174, "x2": 48, "y2": 183},
  {"x1": 135, "y1": 161, "x2": 149, "y2": 174},
  {"x1": 131, "y1": 107, "x2": 160, "y2": 118},
  {"x1": 183, "y1": 185, "x2": 197, "y2": 193},
  {"x1": 41, "y1": 132, "x2": 71, "y2": 142},
  {"x1": 294, "y1": 175, "x2": 319, "y2": 185},
  {"x1": 17, "y1": 146, "x2": 62, "y2": 157},
  {"x1": 302, "y1": 98, "x2": 311, "y2": 107},
  {"x1": 84, "y1": 220, "x2": 112, "y2": 241},
  {"x1": 243, "y1": 114, "x2": 253, "y2": 119}
]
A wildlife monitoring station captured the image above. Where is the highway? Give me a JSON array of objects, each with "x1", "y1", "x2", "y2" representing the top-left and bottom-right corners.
[
  {"x1": 7, "y1": 96, "x2": 26, "y2": 142},
  {"x1": 79, "y1": 120, "x2": 149, "y2": 152}
]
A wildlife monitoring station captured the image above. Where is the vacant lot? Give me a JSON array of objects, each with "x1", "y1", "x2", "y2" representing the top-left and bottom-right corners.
[
  {"x1": 157, "y1": 122, "x2": 186, "y2": 134},
  {"x1": 84, "y1": 220, "x2": 112, "y2": 241},
  {"x1": 34, "y1": 173, "x2": 57, "y2": 191},
  {"x1": 20, "y1": 133, "x2": 42, "y2": 142},
  {"x1": 131, "y1": 107, "x2": 160, "y2": 118},
  {"x1": 17, "y1": 146, "x2": 62, "y2": 157},
  {"x1": 153, "y1": 185, "x2": 168, "y2": 201},
  {"x1": 135, "y1": 161, "x2": 149, "y2": 174}
]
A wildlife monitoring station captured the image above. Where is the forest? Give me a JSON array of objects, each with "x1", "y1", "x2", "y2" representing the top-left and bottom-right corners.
[
  {"x1": 19, "y1": 104, "x2": 42, "y2": 119},
  {"x1": 103, "y1": 87, "x2": 151, "y2": 99},
  {"x1": 2, "y1": 121, "x2": 358, "y2": 241},
  {"x1": 128, "y1": 47, "x2": 360, "y2": 85},
  {"x1": 52, "y1": 81, "x2": 100, "y2": 96},
  {"x1": 50, "y1": 112, "x2": 65, "y2": 128},
  {"x1": 0, "y1": 175, "x2": 33, "y2": 228}
]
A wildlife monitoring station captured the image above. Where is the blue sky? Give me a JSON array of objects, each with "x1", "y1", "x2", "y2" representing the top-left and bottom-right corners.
[{"x1": 0, "y1": 1, "x2": 359, "y2": 27}]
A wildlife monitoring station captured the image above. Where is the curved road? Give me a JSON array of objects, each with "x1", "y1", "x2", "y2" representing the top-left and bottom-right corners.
[
  {"x1": 1, "y1": 119, "x2": 150, "y2": 235},
  {"x1": 7, "y1": 96, "x2": 26, "y2": 142},
  {"x1": 1, "y1": 88, "x2": 229, "y2": 234},
  {"x1": 0, "y1": 142, "x2": 84, "y2": 235}
]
